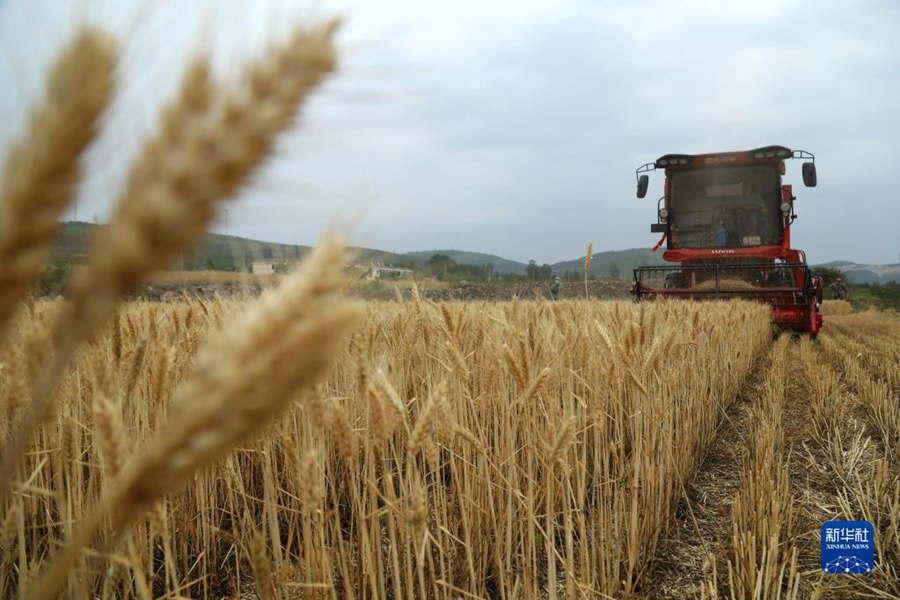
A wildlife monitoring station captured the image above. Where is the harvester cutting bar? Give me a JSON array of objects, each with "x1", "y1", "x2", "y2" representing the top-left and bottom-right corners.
[{"x1": 632, "y1": 263, "x2": 818, "y2": 331}]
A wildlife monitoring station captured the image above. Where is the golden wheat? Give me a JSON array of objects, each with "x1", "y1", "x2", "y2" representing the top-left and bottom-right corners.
[
  {"x1": 0, "y1": 21, "x2": 340, "y2": 504},
  {"x1": 1, "y1": 296, "x2": 777, "y2": 598},
  {"x1": 820, "y1": 299, "x2": 853, "y2": 315},
  {"x1": 23, "y1": 234, "x2": 359, "y2": 599},
  {"x1": 0, "y1": 29, "x2": 116, "y2": 339}
]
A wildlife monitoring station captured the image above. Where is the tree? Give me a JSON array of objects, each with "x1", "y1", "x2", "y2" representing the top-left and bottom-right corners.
[
  {"x1": 608, "y1": 263, "x2": 620, "y2": 279},
  {"x1": 38, "y1": 260, "x2": 73, "y2": 297},
  {"x1": 428, "y1": 253, "x2": 454, "y2": 268},
  {"x1": 538, "y1": 263, "x2": 552, "y2": 280},
  {"x1": 813, "y1": 267, "x2": 843, "y2": 288},
  {"x1": 526, "y1": 260, "x2": 538, "y2": 281},
  {"x1": 427, "y1": 254, "x2": 457, "y2": 280}
]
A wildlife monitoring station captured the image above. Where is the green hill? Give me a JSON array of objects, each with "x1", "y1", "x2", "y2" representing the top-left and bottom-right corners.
[
  {"x1": 406, "y1": 248, "x2": 667, "y2": 278},
  {"x1": 551, "y1": 248, "x2": 667, "y2": 278},
  {"x1": 404, "y1": 250, "x2": 528, "y2": 275},
  {"x1": 56, "y1": 223, "x2": 786, "y2": 282},
  {"x1": 52, "y1": 221, "x2": 95, "y2": 260},
  {"x1": 816, "y1": 260, "x2": 900, "y2": 285},
  {"x1": 52, "y1": 222, "x2": 416, "y2": 271}
]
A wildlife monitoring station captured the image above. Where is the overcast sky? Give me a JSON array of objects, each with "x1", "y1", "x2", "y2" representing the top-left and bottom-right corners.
[{"x1": 1, "y1": 0, "x2": 898, "y2": 264}]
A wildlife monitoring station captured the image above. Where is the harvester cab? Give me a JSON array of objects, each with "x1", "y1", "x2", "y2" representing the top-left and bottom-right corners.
[{"x1": 631, "y1": 145, "x2": 824, "y2": 336}]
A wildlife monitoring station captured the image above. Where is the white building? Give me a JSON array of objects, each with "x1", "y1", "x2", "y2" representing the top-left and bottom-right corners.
[
  {"x1": 251, "y1": 260, "x2": 279, "y2": 275},
  {"x1": 355, "y1": 263, "x2": 414, "y2": 280}
]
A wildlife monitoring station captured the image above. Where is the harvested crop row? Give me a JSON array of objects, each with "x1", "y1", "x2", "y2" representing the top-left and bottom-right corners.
[
  {"x1": 819, "y1": 300, "x2": 853, "y2": 316},
  {"x1": 818, "y1": 326, "x2": 900, "y2": 457},
  {"x1": 795, "y1": 324, "x2": 900, "y2": 597},
  {"x1": 821, "y1": 314, "x2": 900, "y2": 395},
  {"x1": 0, "y1": 298, "x2": 771, "y2": 598},
  {"x1": 726, "y1": 336, "x2": 799, "y2": 600}
]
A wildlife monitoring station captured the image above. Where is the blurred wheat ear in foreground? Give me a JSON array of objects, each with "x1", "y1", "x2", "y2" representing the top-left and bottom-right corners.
[
  {"x1": 0, "y1": 20, "x2": 341, "y2": 502},
  {"x1": 0, "y1": 29, "x2": 116, "y2": 340},
  {"x1": 25, "y1": 233, "x2": 361, "y2": 600}
]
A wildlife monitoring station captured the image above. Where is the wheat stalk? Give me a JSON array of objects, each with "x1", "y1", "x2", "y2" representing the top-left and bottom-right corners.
[
  {"x1": 4, "y1": 266, "x2": 815, "y2": 597},
  {"x1": 299, "y1": 450, "x2": 323, "y2": 514},
  {"x1": 0, "y1": 29, "x2": 116, "y2": 339},
  {"x1": 0, "y1": 21, "x2": 340, "y2": 501},
  {"x1": 328, "y1": 398, "x2": 357, "y2": 464},
  {"x1": 408, "y1": 381, "x2": 447, "y2": 455},
  {"x1": 23, "y1": 233, "x2": 360, "y2": 599},
  {"x1": 61, "y1": 20, "x2": 339, "y2": 348},
  {"x1": 246, "y1": 517, "x2": 277, "y2": 600},
  {"x1": 583, "y1": 241, "x2": 593, "y2": 299}
]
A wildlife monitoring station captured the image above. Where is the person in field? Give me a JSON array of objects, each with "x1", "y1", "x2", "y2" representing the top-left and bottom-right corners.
[
  {"x1": 831, "y1": 277, "x2": 849, "y2": 300},
  {"x1": 550, "y1": 276, "x2": 561, "y2": 301}
]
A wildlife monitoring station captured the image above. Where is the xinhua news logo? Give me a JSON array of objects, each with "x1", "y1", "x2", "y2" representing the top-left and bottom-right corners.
[{"x1": 821, "y1": 521, "x2": 874, "y2": 574}]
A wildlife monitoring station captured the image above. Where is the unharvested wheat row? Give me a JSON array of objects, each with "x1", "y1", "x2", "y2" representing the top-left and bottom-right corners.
[{"x1": 1, "y1": 297, "x2": 771, "y2": 598}]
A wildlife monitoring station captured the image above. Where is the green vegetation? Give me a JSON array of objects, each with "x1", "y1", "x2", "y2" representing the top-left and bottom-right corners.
[
  {"x1": 410, "y1": 247, "x2": 667, "y2": 278},
  {"x1": 811, "y1": 266, "x2": 899, "y2": 309},
  {"x1": 813, "y1": 267, "x2": 843, "y2": 288},
  {"x1": 848, "y1": 282, "x2": 900, "y2": 311},
  {"x1": 53, "y1": 222, "x2": 413, "y2": 273},
  {"x1": 405, "y1": 249, "x2": 524, "y2": 276},
  {"x1": 551, "y1": 248, "x2": 666, "y2": 278},
  {"x1": 424, "y1": 254, "x2": 490, "y2": 282},
  {"x1": 525, "y1": 260, "x2": 552, "y2": 281},
  {"x1": 37, "y1": 259, "x2": 75, "y2": 296}
]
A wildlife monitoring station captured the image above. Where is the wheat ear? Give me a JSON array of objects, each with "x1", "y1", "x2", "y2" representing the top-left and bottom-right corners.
[
  {"x1": 24, "y1": 233, "x2": 360, "y2": 600},
  {"x1": 0, "y1": 29, "x2": 116, "y2": 339},
  {"x1": 59, "y1": 20, "x2": 339, "y2": 348},
  {"x1": 583, "y1": 241, "x2": 593, "y2": 299},
  {"x1": 0, "y1": 21, "x2": 340, "y2": 500}
]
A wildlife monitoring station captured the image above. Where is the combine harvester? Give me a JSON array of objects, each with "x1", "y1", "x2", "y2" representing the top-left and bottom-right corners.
[{"x1": 632, "y1": 145, "x2": 824, "y2": 336}]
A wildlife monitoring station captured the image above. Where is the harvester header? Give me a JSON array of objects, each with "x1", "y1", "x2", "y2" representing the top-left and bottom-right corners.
[{"x1": 631, "y1": 144, "x2": 823, "y2": 336}]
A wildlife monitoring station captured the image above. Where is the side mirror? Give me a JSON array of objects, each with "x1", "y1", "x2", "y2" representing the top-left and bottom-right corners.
[
  {"x1": 802, "y1": 162, "x2": 817, "y2": 187},
  {"x1": 637, "y1": 174, "x2": 649, "y2": 198}
]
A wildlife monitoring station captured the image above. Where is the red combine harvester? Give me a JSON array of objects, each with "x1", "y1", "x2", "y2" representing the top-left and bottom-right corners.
[{"x1": 631, "y1": 145, "x2": 824, "y2": 336}]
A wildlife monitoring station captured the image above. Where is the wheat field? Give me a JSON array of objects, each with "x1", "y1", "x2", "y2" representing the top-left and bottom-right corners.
[
  {"x1": 1, "y1": 296, "x2": 769, "y2": 598},
  {"x1": 2, "y1": 297, "x2": 898, "y2": 598}
]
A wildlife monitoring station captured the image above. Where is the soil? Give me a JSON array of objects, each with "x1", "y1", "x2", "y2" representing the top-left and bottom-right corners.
[
  {"x1": 393, "y1": 280, "x2": 631, "y2": 302},
  {"x1": 129, "y1": 280, "x2": 632, "y2": 303}
]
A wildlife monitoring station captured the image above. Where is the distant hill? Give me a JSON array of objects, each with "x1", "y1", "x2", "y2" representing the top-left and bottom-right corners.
[
  {"x1": 405, "y1": 250, "x2": 528, "y2": 275},
  {"x1": 52, "y1": 222, "x2": 416, "y2": 271},
  {"x1": 52, "y1": 221, "x2": 95, "y2": 260},
  {"x1": 54, "y1": 223, "x2": 896, "y2": 284},
  {"x1": 816, "y1": 261, "x2": 900, "y2": 285},
  {"x1": 406, "y1": 247, "x2": 668, "y2": 277},
  {"x1": 551, "y1": 248, "x2": 668, "y2": 278}
]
